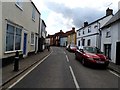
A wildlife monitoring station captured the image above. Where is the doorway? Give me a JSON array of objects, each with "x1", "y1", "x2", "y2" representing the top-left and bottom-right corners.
[
  {"x1": 23, "y1": 33, "x2": 27, "y2": 56},
  {"x1": 116, "y1": 42, "x2": 120, "y2": 65}
]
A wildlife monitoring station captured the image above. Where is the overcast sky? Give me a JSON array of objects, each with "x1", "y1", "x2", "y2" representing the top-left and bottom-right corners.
[{"x1": 32, "y1": 0, "x2": 120, "y2": 35}]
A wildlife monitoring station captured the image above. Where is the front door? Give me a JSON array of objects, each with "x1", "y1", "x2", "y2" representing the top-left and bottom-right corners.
[
  {"x1": 23, "y1": 33, "x2": 27, "y2": 56},
  {"x1": 116, "y1": 42, "x2": 120, "y2": 65},
  {"x1": 35, "y1": 36, "x2": 37, "y2": 53},
  {"x1": 104, "y1": 44, "x2": 111, "y2": 60}
]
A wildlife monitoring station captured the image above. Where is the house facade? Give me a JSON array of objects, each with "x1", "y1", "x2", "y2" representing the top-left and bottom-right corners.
[
  {"x1": 38, "y1": 19, "x2": 47, "y2": 52},
  {"x1": 66, "y1": 27, "x2": 76, "y2": 45},
  {"x1": 60, "y1": 34, "x2": 68, "y2": 47},
  {"x1": 101, "y1": 10, "x2": 120, "y2": 65},
  {"x1": 1, "y1": 1, "x2": 40, "y2": 66},
  {"x1": 76, "y1": 8, "x2": 113, "y2": 49}
]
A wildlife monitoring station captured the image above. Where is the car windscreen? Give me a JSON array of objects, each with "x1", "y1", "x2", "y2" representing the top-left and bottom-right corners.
[
  {"x1": 83, "y1": 47, "x2": 101, "y2": 53},
  {"x1": 70, "y1": 44, "x2": 76, "y2": 47}
]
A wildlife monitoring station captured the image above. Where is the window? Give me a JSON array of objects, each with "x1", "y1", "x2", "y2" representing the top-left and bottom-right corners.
[
  {"x1": 88, "y1": 26, "x2": 91, "y2": 33},
  {"x1": 15, "y1": 28, "x2": 22, "y2": 50},
  {"x1": 6, "y1": 24, "x2": 22, "y2": 51},
  {"x1": 78, "y1": 40, "x2": 80, "y2": 46},
  {"x1": 32, "y1": 7, "x2": 36, "y2": 20},
  {"x1": 82, "y1": 39, "x2": 85, "y2": 46},
  {"x1": 87, "y1": 39, "x2": 91, "y2": 46},
  {"x1": 83, "y1": 30, "x2": 85, "y2": 35},
  {"x1": 78, "y1": 31, "x2": 80, "y2": 36},
  {"x1": 16, "y1": 0, "x2": 23, "y2": 10},
  {"x1": 106, "y1": 30, "x2": 111, "y2": 38},
  {"x1": 31, "y1": 33, "x2": 34, "y2": 45}
]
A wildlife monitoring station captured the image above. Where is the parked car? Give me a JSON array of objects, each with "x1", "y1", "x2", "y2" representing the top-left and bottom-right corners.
[
  {"x1": 66, "y1": 44, "x2": 77, "y2": 52},
  {"x1": 75, "y1": 46, "x2": 109, "y2": 68}
]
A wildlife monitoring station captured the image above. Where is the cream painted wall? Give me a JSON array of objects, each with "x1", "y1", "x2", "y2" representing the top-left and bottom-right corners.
[
  {"x1": 2, "y1": 1, "x2": 40, "y2": 58},
  {"x1": 0, "y1": 1, "x2": 2, "y2": 59}
]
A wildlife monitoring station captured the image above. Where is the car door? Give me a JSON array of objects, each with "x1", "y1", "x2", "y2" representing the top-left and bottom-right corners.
[{"x1": 76, "y1": 49, "x2": 82, "y2": 60}]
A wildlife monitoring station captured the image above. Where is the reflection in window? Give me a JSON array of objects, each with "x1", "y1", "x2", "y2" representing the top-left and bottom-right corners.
[
  {"x1": 15, "y1": 28, "x2": 22, "y2": 50},
  {"x1": 6, "y1": 24, "x2": 22, "y2": 51},
  {"x1": 6, "y1": 24, "x2": 14, "y2": 51}
]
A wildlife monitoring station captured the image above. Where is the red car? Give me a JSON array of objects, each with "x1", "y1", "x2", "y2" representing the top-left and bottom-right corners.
[
  {"x1": 66, "y1": 44, "x2": 77, "y2": 52},
  {"x1": 75, "y1": 46, "x2": 109, "y2": 68}
]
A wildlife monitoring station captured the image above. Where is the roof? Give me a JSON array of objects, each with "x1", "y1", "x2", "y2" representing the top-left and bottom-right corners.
[
  {"x1": 31, "y1": 0, "x2": 41, "y2": 15},
  {"x1": 66, "y1": 29, "x2": 75, "y2": 35},
  {"x1": 41, "y1": 19, "x2": 47, "y2": 27},
  {"x1": 77, "y1": 15, "x2": 113, "y2": 31},
  {"x1": 102, "y1": 10, "x2": 120, "y2": 28}
]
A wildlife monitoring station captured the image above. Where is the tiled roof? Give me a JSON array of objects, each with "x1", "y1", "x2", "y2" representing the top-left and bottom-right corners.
[
  {"x1": 77, "y1": 14, "x2": 113, "y2": 31},
  {"x1": 66, "y1": 29, "x2": 75, "y2": 35},
  {"x1": 102, "y1": 10, "x2": 120, "y2": 28}
]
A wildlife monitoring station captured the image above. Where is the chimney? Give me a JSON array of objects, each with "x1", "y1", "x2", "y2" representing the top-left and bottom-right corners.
[
  {"x1": 84, "y1": 21, "x2": 88, "y2": 27},
  {"x1": 72, "y1": 27, "x2": 75, "y2": 31},
  {"x1": 106, "y1": 8, "x2": 113, "y2": 16},
  {"x1": 60, "y1": 30, "x2": 63, "y2": 32}
]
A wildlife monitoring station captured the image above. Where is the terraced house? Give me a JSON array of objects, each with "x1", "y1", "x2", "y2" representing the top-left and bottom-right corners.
[
  {"x1": 101, "y1": 9, "x2": 120, "y2": 65},
  {"x1": 76, "y1": 8, "x2": 113, "y2": 49},
  {"x1": 0, "y1": 0, "x2": 41, "y2": 66}
]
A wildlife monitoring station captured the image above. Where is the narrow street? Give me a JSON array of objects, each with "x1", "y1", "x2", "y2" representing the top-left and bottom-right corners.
[{"x1": 10, "y1": 47, "x2": 119, "y2": 88}]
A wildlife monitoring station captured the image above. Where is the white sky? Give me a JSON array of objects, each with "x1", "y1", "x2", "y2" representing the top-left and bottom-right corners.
[{"x1": 32, "y1": 0, "x2": 120, "y2": 35}]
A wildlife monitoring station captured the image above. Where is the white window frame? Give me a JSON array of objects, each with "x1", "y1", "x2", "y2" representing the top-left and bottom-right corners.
[
  {"x1": 78, "y1": 31, "x2": 80, "y2": 36},
  {"x1": 32, "y1": 7, "x2": 36, "y2": 21},
  {"x1": 88, "y1": 26, "x2": 91, "y2": 33},
  {"x1": 15, "y1": 0, "x2": 23, "y2": 11},
  {"x1": 106, "y1": 30, "x2": 111, "y2": 38},
  {"x1": 5, "y1": 23, "x2": 22, "y2": 52}
]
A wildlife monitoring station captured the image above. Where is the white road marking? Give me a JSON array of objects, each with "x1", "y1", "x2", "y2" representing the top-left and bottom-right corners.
[
  {"x1": 7, "y1": 51, "x2": 53, "y2": 89},
  {"x1": 69, "y1": 66, "x2": 80, "y2": 89},
  {"x1": 108, "y1": 70, "x2": 120, "y2": 78},
  {"x1": 64, "y1": 51, "x2": 66, "y2": 55},
  {"x1": 65, "y1": 54, "x2": 80, "y2": 89},
  {"x1": 66, "y1": 55, "x2": 69, "y2": 62}
]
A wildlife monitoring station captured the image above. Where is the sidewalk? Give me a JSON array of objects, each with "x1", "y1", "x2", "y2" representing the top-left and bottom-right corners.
[
  {"x1": 108, "y1": 62, "x2": 120, "y2": 74},
  {"x1": 2, "y1": 49, "x2": 51, "y2": 86}
]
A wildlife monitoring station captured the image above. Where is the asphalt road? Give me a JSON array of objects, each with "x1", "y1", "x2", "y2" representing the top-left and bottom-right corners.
[{"x1": 10, "y1": 47, "x2": 119, "y2": 89}]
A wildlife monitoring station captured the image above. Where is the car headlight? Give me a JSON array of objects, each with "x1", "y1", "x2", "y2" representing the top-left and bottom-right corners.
[{"x1": 87, "y1": 57, "x2": 94, "y2": 60}]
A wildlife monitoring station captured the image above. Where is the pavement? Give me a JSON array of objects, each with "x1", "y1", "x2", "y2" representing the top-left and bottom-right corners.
[
  {"x1": 108, "y1": 61, "x2": 120, "y2": 74},
  {"x1": 1, "y1": 47, "x2": 120, "y2": 87},
  {"x1": 1, "y1": 49, "x2": 51, "y2": 87}
]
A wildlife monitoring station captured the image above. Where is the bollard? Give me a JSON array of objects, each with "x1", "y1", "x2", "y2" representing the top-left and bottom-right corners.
[{"x1": 14, "y1": 51, "x2": 19, "y2": 71}]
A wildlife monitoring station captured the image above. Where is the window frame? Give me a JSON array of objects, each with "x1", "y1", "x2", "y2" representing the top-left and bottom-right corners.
[
  {"x1": 15, "y1": 0, "x2": 23, "y2": 11},
  {"x1": 87, "y1": 39, "x2": 91, "y2": 46},
  {"x1": 88, "y1": 26, "x2": 91, "y2": 33},
  {"x1": 5, "y1": 23, "x2": 22, "y2": 52},
  {"x1": 106, "y1": 30, "x2": 111, "y2": 38},
  {"x1": 31, "y1": 32, "x2": 35, "y2": 45},
  {"x1": 32, "y1": 7, "x2": 36, "y2": 21}
]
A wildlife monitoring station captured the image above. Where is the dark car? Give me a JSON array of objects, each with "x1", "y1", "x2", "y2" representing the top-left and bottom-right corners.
[
  {"x1": 75, "y1": 46, "x2": 109, "y2": 68},
  {"x1": 66, "y1": 44, "x2": 77, "y2": 52}
]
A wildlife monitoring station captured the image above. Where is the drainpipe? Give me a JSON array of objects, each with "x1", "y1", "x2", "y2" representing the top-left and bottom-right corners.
[{"x1": 98, "y1": 22, "x2": 101, "y2": 49}]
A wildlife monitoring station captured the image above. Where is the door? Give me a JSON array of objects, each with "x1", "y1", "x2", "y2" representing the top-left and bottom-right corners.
[
  {"x1": 35, "y1": 36, "x2": 37, "y2": 53},
  {"x1": 116, "y1": 42, "x2": 120, "y2": 65},
  {"x1": 23, "y1": 33, "x2": 27, "y2": 55},
  {"x1": 104, "y1": 44, "x2": 111, "y2": 60}
]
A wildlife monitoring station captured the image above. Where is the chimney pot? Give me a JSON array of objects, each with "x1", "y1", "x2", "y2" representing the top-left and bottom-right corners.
[
  {"x1": 84, "y1": 22, "x2": 88, "y2": 27},
  {"x1": 106, "y1": 8, "x2": 113, "y2": 16}
]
